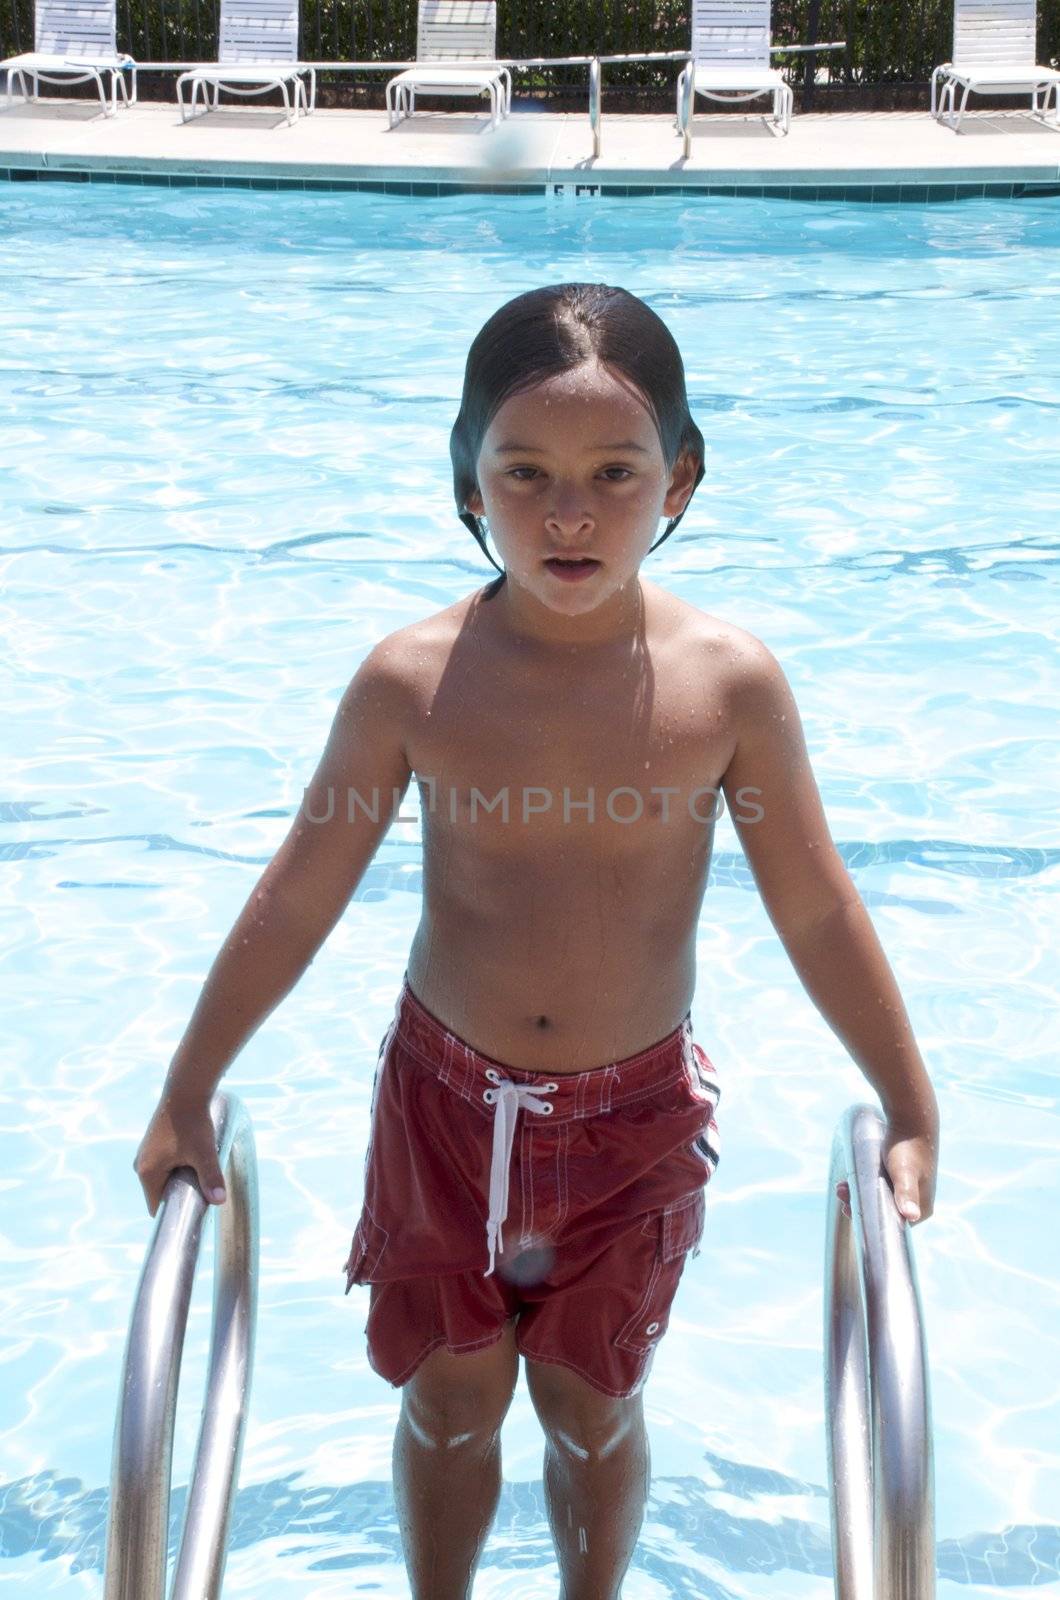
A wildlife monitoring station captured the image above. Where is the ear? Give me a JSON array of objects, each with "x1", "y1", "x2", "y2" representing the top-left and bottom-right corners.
[
  {"x1": 466, "y1": 486, "x2": 484, "y2": 517},
  {"x1": 662, "y1": 447, "x2": 701, "y2": 518}
]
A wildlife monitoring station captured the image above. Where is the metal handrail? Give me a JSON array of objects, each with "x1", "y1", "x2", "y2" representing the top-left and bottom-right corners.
[
  {"x1": 104, "y1": 1091, "x2": 259, "y2": 1600},
  {"x1": 825, "y1": 1104, "x2": 935, "y2": 1597}
]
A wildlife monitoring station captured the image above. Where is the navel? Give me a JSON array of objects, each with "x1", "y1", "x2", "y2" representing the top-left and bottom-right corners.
[{"x1": 534, "y1": 1015, "x2": 551, "y2": 1030}]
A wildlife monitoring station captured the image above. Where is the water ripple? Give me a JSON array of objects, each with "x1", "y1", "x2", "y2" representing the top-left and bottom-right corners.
[{"x1": 2, "y1": 1467, "x2": 1057, "y2": 1587}]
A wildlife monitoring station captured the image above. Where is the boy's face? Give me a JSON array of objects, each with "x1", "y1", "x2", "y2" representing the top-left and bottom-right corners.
[{"x1": 466, "y1": 358, "x2": 698, "y2": 620}]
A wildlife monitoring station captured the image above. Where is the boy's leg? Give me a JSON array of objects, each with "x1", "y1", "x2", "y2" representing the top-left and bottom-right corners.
[
  {"x1": 524, "y1": 1357, "x2": 650, "y2": 1600},
  {"x1": 393, "y1": 1319, "x2": 520, "y2": 1600}
]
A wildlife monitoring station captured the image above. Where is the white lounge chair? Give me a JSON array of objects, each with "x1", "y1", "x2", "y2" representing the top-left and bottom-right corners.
[
  {"x1": 386, "y1": 1, "x2": 511, "y2": 129},
  {"x1": 931, "y1": 0, "x2": 1060, "y2": 131},
  {"x1": 676, "y1": 0, "x2": 793, "y2": 153},
  {"x1": 176, "y1": 0, "x2": 315, "y2": 126},
  {"x1": 1, "y1": 0, "x2": 135, "y2": 116}
]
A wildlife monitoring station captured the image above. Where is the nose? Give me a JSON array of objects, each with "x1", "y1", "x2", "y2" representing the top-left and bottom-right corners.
[{"x1": 545, "y1": 483, "x2": 594, "y2": 541}]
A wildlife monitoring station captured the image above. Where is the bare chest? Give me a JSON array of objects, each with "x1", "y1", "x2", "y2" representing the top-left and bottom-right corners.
[{"x1": 404, "y1": 653, "x2": 735, "y2": 857}]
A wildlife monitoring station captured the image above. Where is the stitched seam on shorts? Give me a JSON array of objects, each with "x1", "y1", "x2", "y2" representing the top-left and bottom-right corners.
[
  {"x1": 663, "y1": 1192, "x2": 704, "y2": 1261},
  {"x1": 386, "y1": 1335, "x2": 447, "y2": 1387},
  {"x1": 607, "y1": 1068, "x2": 688, "y2": 1111},
  {"x1": 518, "y1": 1344, "x2": 645, "y2": 1400},
  {"x1": 391, "y1": 1031, "x2": 491, "y2": 1111},
  {"x1": 553, "y1": 1116, "x2": 569, "y2": 1232},
  {"x1": 614, "y1": 1250, "x2": 664, "y2": 1350},
  {"x1": 392, "y1": 1025, "x2": 694, "y2": 1119},
  {"x1": 362, "y1": 1212, "x2": 390, "y2": 1277},
  {"x1": 522, "y1": 1116, "x2": 534, "y2": 1241},
  {"x1": 446, "y1": 1328, "x2": 513, "y2": 1353},
  {"x1": 383, "y1": 1327, "x2": 514, "y2": 1388}
]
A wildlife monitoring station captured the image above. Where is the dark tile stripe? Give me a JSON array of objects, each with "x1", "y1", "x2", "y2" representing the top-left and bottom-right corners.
[{"x1": 1, "y1": 166, "x2": 1059, "y2": 201}]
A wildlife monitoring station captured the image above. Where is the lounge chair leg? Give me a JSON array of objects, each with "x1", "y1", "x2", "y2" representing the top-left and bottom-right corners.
[
  {"x1": 680, "y1": 65, "x2": 694, "y2": 158},
  {"x1": 956, "y1": 81, "x2": 971, "y2": 132}
]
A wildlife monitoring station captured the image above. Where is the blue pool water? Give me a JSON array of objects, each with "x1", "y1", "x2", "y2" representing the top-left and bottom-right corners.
[{"x1": 1, "y1": 182, "x2": 1058, "y2": 1597}]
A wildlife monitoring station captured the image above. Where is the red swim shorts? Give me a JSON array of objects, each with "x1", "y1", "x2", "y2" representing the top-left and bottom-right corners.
[{"x1": 342, "y1": 974, "x2": 721, "y2": 1399}]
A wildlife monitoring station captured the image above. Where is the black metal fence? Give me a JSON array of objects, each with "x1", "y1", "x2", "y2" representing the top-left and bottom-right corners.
[{"x1": 3, "y1": 0, "x2": 1059, "y2": 110}]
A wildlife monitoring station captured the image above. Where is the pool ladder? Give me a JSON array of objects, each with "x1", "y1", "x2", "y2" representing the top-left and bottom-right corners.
[
  {"x1": 103, "y1": 1091, "x2": 258, "y2": 1600},
  {"x1": 826, "y1": 1103, "x2": 936, "y2": 1596},
  {"x1": 101, "y1": 1093, "x2": 933, "y2": 1597}
]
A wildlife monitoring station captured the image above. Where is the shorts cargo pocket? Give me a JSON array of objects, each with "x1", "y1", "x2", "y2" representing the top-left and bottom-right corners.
[
  {"x1": 613, "y1": 1192, "x2": 705, "y2": 1354},
  {"x1": 342, "y1": 1208, "x2": 390, "y2": 1294},
  {"x1": 660, "y1": 1189, "x2": 706, "y2": 1264}
]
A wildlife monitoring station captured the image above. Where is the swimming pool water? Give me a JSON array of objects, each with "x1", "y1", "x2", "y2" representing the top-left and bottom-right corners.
[{"x1": 1, "y1": 183, "x2": 1058, "y2": 1597}]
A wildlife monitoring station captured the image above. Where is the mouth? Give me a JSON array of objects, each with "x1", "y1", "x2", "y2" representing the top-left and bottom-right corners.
[{"x1": 543, "y1": 556, "x2": 601, "y2": 581}]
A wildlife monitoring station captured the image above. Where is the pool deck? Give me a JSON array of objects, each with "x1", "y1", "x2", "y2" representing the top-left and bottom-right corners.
[{"x1": 3, "y1": 98, "x2": 1060, "y2": 194}]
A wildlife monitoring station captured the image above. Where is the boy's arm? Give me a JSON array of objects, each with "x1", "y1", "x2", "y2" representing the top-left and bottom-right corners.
[
  {"x1": 162, "y1": 641, "x2": 414, "y2": 1109},
  {"x1": 718, "y1": 639, "x2": 939, "y2": 1145}
]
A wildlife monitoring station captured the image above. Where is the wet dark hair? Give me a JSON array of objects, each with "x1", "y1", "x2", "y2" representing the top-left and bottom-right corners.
[{"x1": 450, "y1": 283, "x2": 706, "y2": 597}]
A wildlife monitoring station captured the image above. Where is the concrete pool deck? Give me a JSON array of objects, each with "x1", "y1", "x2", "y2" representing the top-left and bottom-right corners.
[{"x1": 3, "y1": 99, "x2": 1060, "y2": 195}]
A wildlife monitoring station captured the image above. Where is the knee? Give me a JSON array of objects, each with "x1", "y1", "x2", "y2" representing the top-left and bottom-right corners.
[
  {"x1": 528, "y1": 1367, "x2": 643, "y2": 1462},
  {"x1": 545, "y1": 1408, "x2": 640, "y2": 1463},
  {"x1": 401, "y1": 1343, "x2": 518, "y2": 1450},
  {"x1": 402, "y1": 1383, "x2": 513, "y2": 1452}
]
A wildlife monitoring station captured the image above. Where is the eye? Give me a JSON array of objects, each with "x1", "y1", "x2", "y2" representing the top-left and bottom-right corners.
[
  {"x1": 507, "y1": 467, "x2": 539, "y2": 481},
  {"x1": 601, "y1": 467, "x2": 633, "y2": 481}
]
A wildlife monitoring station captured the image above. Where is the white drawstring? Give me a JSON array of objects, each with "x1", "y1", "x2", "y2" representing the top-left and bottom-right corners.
[{"x1": 481, "y1": 1069, "x2": 558, "y2": 1276}]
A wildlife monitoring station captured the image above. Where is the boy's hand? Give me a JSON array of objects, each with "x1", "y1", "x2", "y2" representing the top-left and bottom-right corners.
[
  {"x1": 133, "y1": 1096, "x2": 227, "y2": 1218},
  {"x1": 834, "y1": 1119, "x2": 938, "y2": 1226}
]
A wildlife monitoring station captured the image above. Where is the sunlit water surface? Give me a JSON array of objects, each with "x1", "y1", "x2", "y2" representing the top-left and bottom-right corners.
[{"x1": 1, "y1": 182, "x2": 1058, "y2": 1596}]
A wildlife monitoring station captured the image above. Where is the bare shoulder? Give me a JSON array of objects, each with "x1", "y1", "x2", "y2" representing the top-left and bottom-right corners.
[
  {"x1": 358, "y1": 592, "x2": 477, "y2": 687},
  {"x1": 645, "y1": 582, "x2": 781, "y2": 691}
]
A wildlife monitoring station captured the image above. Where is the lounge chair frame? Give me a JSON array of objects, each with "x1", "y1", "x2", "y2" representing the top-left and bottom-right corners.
[
  {"x1": 2, "y1": 0, "x2": 136, "y2": 116},
  {"x1": 931, "y1": 0, "x2": 1060, "y2": 130},
  {"x1": 386, "y1": 1, "x2": 511, "y2": 129},
  {"x1": 676, "y1": 0, "x2": 793, "y2": 151},
  {"x1": 176, "y1": 0, "x2": 315, "y2": 126}
]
